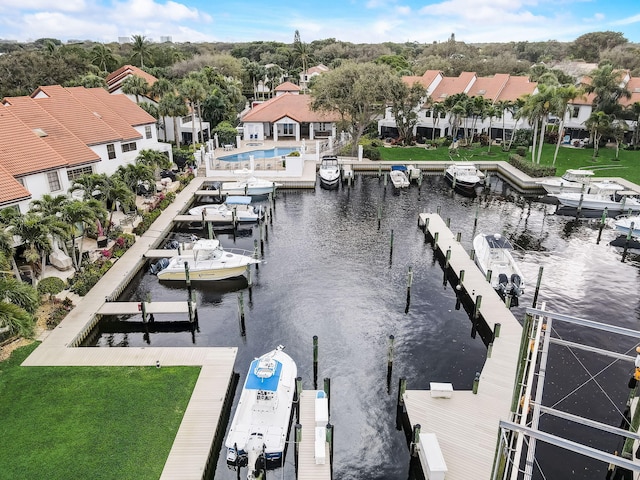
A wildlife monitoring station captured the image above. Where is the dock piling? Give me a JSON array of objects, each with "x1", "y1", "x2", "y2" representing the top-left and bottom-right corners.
[
  {"x1": 294, "y1": 423, "x2": 302, "y2": 475},
  {"x1": 313, "y1": 335, "x2": 319, "y2": 389},
  {"x1": 458, "y1": 269, "x2": 465, "y2": 290},
  {"x1": 486, "y1": 269, "x2": 492, "y2": 283},
  {"x1": 532, "y1": 266, "x2": 543, "y2": 307},
  {"x1": 323, "y1": 377, "x2": 331, "y2": 416},
  {"x1": 433, "y1": 232, "x2": 439, "y2": 249},
  {"x1": 474, "y1": 295, "x2": 482, "y2": 320},
  {"x1": 410, "y1": 424, "x2": 421, "y2": 457},
  {"x1": 494, "y1": 322, "x2": 501, "y2": 339},
  {"x1": 473, "y1": 371, "x2": 480, "y2": 394},
  {"x1": 387, "y1": 335, "x2": 395, "y2": 391},
  {"x1": 623, "y1": 222, "x2": 635, "y2": 262},
  {"x1": 377, "y1": 205, "x2": 382, "y2": 230},
  {"x1": 597, "y1": 208, "x2": 608, "y2": 244}
]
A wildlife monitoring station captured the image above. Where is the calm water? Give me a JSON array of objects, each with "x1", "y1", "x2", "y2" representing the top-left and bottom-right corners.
[
  {"x1": 85, "y1": 174, "x2": 640, "y2": 480},
  {"x1": 217, "y1": 147, "x2": 298, "y2": 162}
]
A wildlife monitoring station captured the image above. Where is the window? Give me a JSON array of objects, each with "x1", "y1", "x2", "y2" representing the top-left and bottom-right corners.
[
  {"x1": 67, "y1": 166, "x2": 94, "y2": 182},
  {"x1": 47, "y1": 171, "x2": 61, "y2": 192},
  {"x1": 145, "y1": 126, "x2": 152, "y2": 139},
  {"x1": 571, "y1": 106, "x2": 580, "y2": 118},
  {"x1": 440, "y1": 112, "x2": 446, "y2": 118},
  {"x1": 425, "y1": 111, "x2": 432, "y2": 118},
  {"x1": 282, "y1": 124, "x2": 294, "y2": 135},
  {"x1": 107, "y1": 144, "x2": 116, "y2": 159},
  {"x1": 121, "y1": 142, "x2": 137, "y2": 153}
]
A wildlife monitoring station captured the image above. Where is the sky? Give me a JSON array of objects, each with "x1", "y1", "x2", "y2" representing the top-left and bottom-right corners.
[{"x1": 0, "y1": 0, "x2": 639, "y2": 45}]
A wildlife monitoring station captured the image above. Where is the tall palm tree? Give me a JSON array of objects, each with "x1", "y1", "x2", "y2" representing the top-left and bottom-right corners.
[
  {"x1": 150, "y1": 78, "x2": 175, "y2": 138},
  {"x1": 90, "y1": 44, "x2": 116, "y2": 73},
  {"x1": 552, "y1": 85, "x2": 583, "y2": 165},
  {"x1": 59, "y1": 199, "x2": 105, "y2": 270},
  {"x1": 121, "y1": 75, "x2": 150, "y2": 103},
  {"x1": 30, "y1": 194, "x2": 67, "y2": 217},
  {"x1": 159, "y1": 93, "x2": 188, "y2": 148},
  {"x1": 293, "y1": 30, "x2": 313, "y2": 90},
  {"x1": 0, "y1": 222, "x2": 21, "y2": 280},
  {"x1": 69, "y1": 173, "x2": 107, "y2": 201},
  {"x1": 485, "y1": 104, "x2": 500, "y2": 153},
  {"x1": 507, "y1": 98, "x2": 526, "y2": 151},
  {"x1": 131, "y1": 34, "x2": 152, "y2": 69},
  {"x1": 114, "y1": 163, "x2": 155, "y2": 194},
  {"x1": 626, "y1": 101, "x2": 640, "y2": 149},
  {"x1": 585, "y1": 64, "x2": 631, "y2": 115},
  {"x1": 584, "y1": 111, "x2": 612, "y2": 159},
  {"x1": 178, "y1": 78, "x2": 207, "y2": 152}
]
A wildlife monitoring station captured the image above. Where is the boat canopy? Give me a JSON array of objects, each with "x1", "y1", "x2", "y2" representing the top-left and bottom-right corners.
[
  {"x1": 225, "y1": 195, "x2": 252, "y2": 205},
  {"x1": 484, "y1": 233, "x2": 513, "y2": 250},
  {"x1": 391, "y1": 165, "x2": 408, "y2": 171},
  {"x1": 246, "y1": 358, "x2": 282, "y2": 391},
  {"x1": 192, "y1": 239, "x2": 221, "y2": 251}
]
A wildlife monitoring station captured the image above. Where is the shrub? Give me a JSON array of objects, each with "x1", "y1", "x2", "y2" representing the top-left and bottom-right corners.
[
  {"x1": 69, "y1": 260, "x2": 113, "y2": 296},
  {"x1": 508, "y1": 154, "x2": 556, "y2": 178},
  {"x1": 516, "y1": 146, "x2": 527, "y2": 157},
  {"x1": 287, "y1": 151, "x2": 300, "y2": 157},
  {"x1": 47, "y1": 297, "x2": 74, "y2": 329},
  {"x1": 37, "y1": 277, "x2": 66, "y2": 298}
]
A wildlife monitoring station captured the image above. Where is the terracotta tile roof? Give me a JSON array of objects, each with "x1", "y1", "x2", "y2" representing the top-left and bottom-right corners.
[
  {"x1": 0, "y1": 107, "x2": 68, "y2": 176},
  {"x1": 4, "y1": 96, "x2": 100, "y2": 167},
  {"x1": 494, "y1": 76, "x2": 538, "y2": 102},
  {"x1": 430, "y1": 72, "x2": 477, "y2": 101},
  {"x1": 468, "y1": 74, "x2": 511, "y2": 101},
  {"x1": 0, "y1": 162, "x2": 30, "y2": 206},
  {"x1": 403, "y1": 70, "x2": 442, "y2": 90},
  {"x1": 620, "y1": 76, "x2": 640, "y2": 107},
  {"x1": 241, "y1": 93, "x2": 341, "y2": 123},
  {"x1": 65, "y1": 87, "x2": 145, "y2": 139},
  {"x1": 106, "y1": 65, "x2": 158, "y2": 93},
  {"x1": 25, "y1": 85, "x2": 128, "y2": 145},
  {"x1": 275, "y1": 81, "x2": 301, "y2": 92},
  {"x1": 305, "y1": 64, "x2": 329, "y2": 75},
  {"x1": 95, "y1": 89, "x2": 157, "y2": 126}
]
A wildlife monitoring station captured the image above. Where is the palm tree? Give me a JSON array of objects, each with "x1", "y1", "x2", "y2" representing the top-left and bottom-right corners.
[
  {"x1": 59, "y1": 199, "x2": 105, "y2": 270},
  {"x1": 150, "y1": 78, "x2": 175, "y2": 137},
  {"x1": 77, "y1": 74, "x2": 108, "y2": 89},
  {"x1": 69, "y1": 173, "x2": 107, "y2": 201},
  {"x1": 552, "y1": 85, "x2": 584, "y2": 165},
  {"x1": 30, "y1": 194, "x2": 67, "y2": 217},
  {"x1": 179, "y1": 77, "x2": 208, "y2": 149},
  {"x1": 609, "y1": 118, "x2": 628, "y2": 160},
  {"x1": 485, "y1": 104, "x2": 500, "y2": 153},
  {"x1": 293, "y1": 30, "x2": 313, "y2": 90},
  {"x1": 101, "y1": 177, "x2": 135, "y2": 234},
  {"x1": 121, "y1": 75, "x2": 150, "y2": 103},
  {"x1": 90, "y1": 44, "x2": 116, "y2": 73},
  {"x1": 114, "y1": 163, "x2": 155, "y2": 194},
  {"x1": 159, "y1": 92, "x2": 188, "y2": 148},
  {"x1": 507, "y1": 98, "x2": 526, "y2": 151},
  {"x1": 0, "y1": 277, "x2": 39, "y2": 337},
  {"x1": 10, "y1": 212, "x2": 54, "y2": 284},
  {"x1": 584, "y1": 111, "x2": 612, "y2": 159},
  {"x1": 431, "y1": 102, "x2": 446, "y2": 141},
  {"x1": 585, "y1": 64, "x2": 631, "y2": 115},
  {"x1": 131, "y1": 34, "x2": 152, "y2": 69},
  {"x1": 626, "y1": 101, "x2": 640, "y2": 149},
  {"x1": 0, "y1": 222, "x2": 21, "y2": 280}
]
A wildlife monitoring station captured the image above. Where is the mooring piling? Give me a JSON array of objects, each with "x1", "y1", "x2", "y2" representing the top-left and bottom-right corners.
[
  {"x1": 410, "y1": 424, "x2": 421, "y2": 457},
  {"x1": 294, "y1": 423, "x2": 302, "y2": 474},
  {"x1": 295, "y1": 376, "x2": 302, "y2": 421},
  {"x1": 323, "y1": 377, "x2": 331, "y2": 416},
  {"x1": 596, "y1": 208, "x2": 608, "y2": 244},
  {"x1": 532, "y1": 265, "x2": 543, "y2": 307},
  {"x1": 260, "y1": 222, "x2": 265, "y2": 257},
  {"x1": 486, "y1": 269, "x2": 492, "y2": 283},
  {"x1": 576, "y1": 184, "x2": 585, "y2": 218},
  {"x1": 378, "y1": 204, "x2": 382, "y2": 230},
  {"x1": 473, "y1": 371, "x2": 480, "y2": 394},
  {"x1": 387, "y1": 334, "x2": 395, "y2": 392},
  {"x1": 622, "y1": 222, "x2": 635, "y2": 262},
  {"x1": 313, "y1": 335, "x2": 319, "y2": 389},
  {"x1": 474, "y1": 295, "x2": 482, "y2": 319}
]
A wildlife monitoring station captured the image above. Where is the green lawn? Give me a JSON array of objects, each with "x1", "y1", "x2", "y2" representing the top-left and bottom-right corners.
[
  {"x1": 378, "y1": 144, "x2": 640, "y2": 184},
  {"x1": 0, "y1": 343, "x2": 200, "y2": 480}
]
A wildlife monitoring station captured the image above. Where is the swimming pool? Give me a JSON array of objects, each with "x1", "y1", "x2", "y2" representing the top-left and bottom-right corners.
[{"x1": 218, "y1": 147, "x2": 298, "y2": 162}]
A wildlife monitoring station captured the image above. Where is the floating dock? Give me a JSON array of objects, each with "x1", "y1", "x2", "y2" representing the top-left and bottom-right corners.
[
  {"x1": 297, "y1": 390, "x2": 332, "y2": 480},
  {"x1": 97, "y1": 301, "x2": 193, "y2": 316},
  {"x1": 404, "y1": 213, "x2": 522, "y2": 479}
]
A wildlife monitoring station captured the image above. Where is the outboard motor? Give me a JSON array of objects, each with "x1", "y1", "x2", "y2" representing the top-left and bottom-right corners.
[
  {"x1": 164, "y1": 239, "x2": 180, "y2": 250},
  {"x1": 150, "y1": 258, "x2": 170, "y2": 275},
  {"x1": 497, "y1": 273, "x2": 509, "y2": 299},
  {"x1": 510, "y1": 274, "x2": 523, "y2": 307}
]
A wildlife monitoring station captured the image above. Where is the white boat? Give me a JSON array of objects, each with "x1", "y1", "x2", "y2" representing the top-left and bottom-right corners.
[
  {"x1": 155, "y1": 239, "x2": 259, "y2": 281},
  {"x1": 615, "y1": 216, "x2": 640, "y2": 237},
  {"x1": 318, "y1": 156, "x2": 340, "y2": 188},
  {"x1": 610, "y1": 235, "x2": 640, "y2": 255},
  {"x1": 222, "y1": 174, "x2": 283, "y2": 196},
  {"x1": 225, "y1": 346, "x2": 297, "y2": 478},
  {"x1": 390, "y1": 165, "x2": 410, "y2": 188},
  {"x1": 444, "y1": 163, "x2": 485, "y2": 194},
  {"x1": 188, "y1": 196, "x2": 263, "y2": 223},
  {"x1": 535, "y1": 169, "x2": 595, "y2": 194},
  {"x1": 550, "y1": 181, "x2": 640, "y2": 213},
  {"x1": 473, "y1": 233, "x2": 525, "y2": 306}
]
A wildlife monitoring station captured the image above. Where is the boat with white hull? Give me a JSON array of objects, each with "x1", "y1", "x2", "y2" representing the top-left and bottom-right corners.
[
  {"x1": 222, "y1": 174, "x2": 282, "y2": 196},
  {"x1": 155, "y1": 239, "x2": 258, "y2": 281},
  {"x1": 225, "y1": 346, "x2": 297, "y2": 479},
  {"x1": 550, "y1": 181, "x2": 640, "y2": 213},
  {"x1": 473, "y1": 233, "x2": 525, "y2": 306},
  {"x1": 536, "y1": 169, "x2": 595, "y2": 194},
  {"x1": 444, "y1": 163, "x2": 485, "y2": 195},
  {"x1": 188, "y1": 196, "x2": 263, "y2": 223},
  {"x1": 318, "y1": 156, "x2": 340, "y2": 188},
  {"x1": 390, "y1": 165, "x2": 410, "y2": 188},
  {"x1": 614, "y1": 216, "x2": 640, "y2": 237}
]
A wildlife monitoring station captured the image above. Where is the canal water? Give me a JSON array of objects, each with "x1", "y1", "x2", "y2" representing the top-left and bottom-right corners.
[{"x1": 85, "y1": 174, "x2": 640, "y2": 480}]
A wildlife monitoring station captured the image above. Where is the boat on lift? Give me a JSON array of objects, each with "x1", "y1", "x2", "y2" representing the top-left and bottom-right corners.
[
  {"x1": 188, "y1": 196, "x2": 263, "y2": 223},
  {"x1": 550, "y1": 181, "x2": 640, "y2": 213},
  {"x1": 225, "y1": 346, "x2": 298, "y2": 479},
  {"x1": 473, "y1": 233, "x2": 525, "y2": 306},
  {"x1": 444, "y1": 163, "x2": 485, "y2": 195},
  {"x1": 535, "y1": 169, "x2": 595, "y2": 194},
  {"x1": 390, "y1": 165, "x2": 410, "y2": 188},
  {"x1": 318, "y1": 155, "x2": 340, "y2": 188},
  {"x1": 222, "y1": 169, "x2": 283, "y2": 196}
]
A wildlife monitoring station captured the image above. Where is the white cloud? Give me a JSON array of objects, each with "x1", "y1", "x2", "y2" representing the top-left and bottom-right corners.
[
  {"x1": 110, "y1": 0, "x2": 210, "y2": 22},
  {"x1": 0, "y1": 0, "x2": 86, "y2": 12},
  {"x1": 21, "y1": 12, "x2": 118, "y2": 40},
  {"x1": 612, "y1": 13, "x2": 640, "y2": 25}
]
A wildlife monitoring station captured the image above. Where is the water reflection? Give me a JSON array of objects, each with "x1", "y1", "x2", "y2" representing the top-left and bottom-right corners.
[{"x1": 84, "y1": 175, "x2": 640, "y2": 480}]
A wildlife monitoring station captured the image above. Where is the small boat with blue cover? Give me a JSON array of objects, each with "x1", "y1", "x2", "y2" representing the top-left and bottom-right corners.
[{"x1": 225, "y1": 345, "x2": 297, "y2": 479}]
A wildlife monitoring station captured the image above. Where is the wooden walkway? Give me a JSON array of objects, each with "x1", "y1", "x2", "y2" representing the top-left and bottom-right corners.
[
  {"x1": 97, "y1": 301, "x2": 193, "y2": 315},
  {"x1": 405, "y1": 213, "x2": 522, "y2": 479},
  {"x1": 297, "y1": 390, "x2": 331, "y2": 480},
  {"x1": 22, "y1": 176, "x2": 239, "y2": 480}
]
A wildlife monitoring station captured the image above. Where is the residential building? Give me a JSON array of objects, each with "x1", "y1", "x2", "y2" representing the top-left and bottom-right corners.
[
  {"x1": 299, "y1": 64, "x2": 329, "y2": 91},
  {"x1": 106, "y1": 65, "x2": 210, "y2": 145},
  {"x1": 1, "y1": 85, "x2": 172, "y2": 214},
  {"x1": 241, "y1": 91, "x2": 340, "y2": 141}
]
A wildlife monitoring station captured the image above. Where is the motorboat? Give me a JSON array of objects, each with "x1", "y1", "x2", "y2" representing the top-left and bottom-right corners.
[
  {"x1": 225, "y1": 345, "x2": 297, "y2": 478},
  {"x1": 390, "y1": 165, "x2": 410, "y2": 188},
  {"x1": 318, "y1": 156, "x2": 340, "y2": 188},
  {"x1": 614, "y1": 215, "x2": 640, "y2": 237},
  {"x1": 549, "y1": 181, "x2": 640, "y2": 213},
  {"x1": 473, "y1": 233, "x2": 525, "y2": 306},
  {"x1": 406, "y1": 165, "x2": 422, "y2": 183},
  {"x1": 188, "y1": 196, "x2": 263, "y2": 223},
  {"x1": 610, "y1": 234, "x2": 640, "y2": 255},
  {"x1": 444, "y1": 163, "x2": 485, "y2": 195},
  {"x1": 155, "y1": 239, "x2": 259, "y2": 281},
  {"x1": 535, "y1": 169, "x2": 595, "y2": 194},
  {"x1": 222, "y1": 173, "x2": 283, "y2": 196}
]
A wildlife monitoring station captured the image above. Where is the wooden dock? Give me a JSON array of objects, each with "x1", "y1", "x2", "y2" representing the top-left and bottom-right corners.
[
  {"x1": 297, "y1": 390, "x2": 331, "y2": 480},
  {"x1": 145, "y1": 249, "x2": 181, "y2": 259},
  {"x1": 405, "y1": 213, "x2": 522, "y2": 479},
  {"x1": 97, "y1": 301, "x2": 193, "y2": 316}
]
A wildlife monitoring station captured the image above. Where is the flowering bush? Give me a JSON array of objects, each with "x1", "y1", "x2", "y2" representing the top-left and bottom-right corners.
[{"x1": 101, "y1": 249, "x2": 112, "y2": 259}]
